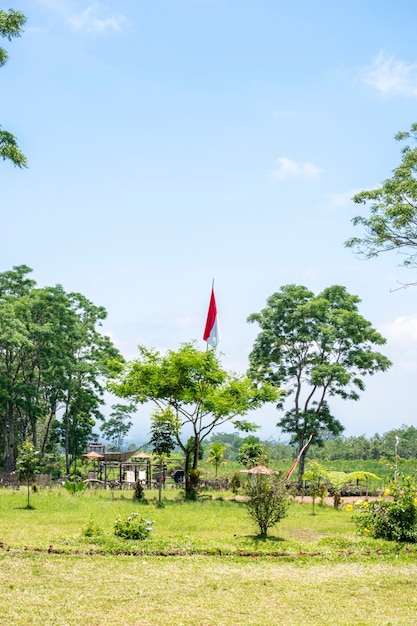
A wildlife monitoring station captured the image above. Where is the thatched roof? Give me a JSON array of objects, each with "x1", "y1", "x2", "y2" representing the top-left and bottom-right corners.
[{"x1": 240, "y1": 464, "x2": 275, "y2": 475}]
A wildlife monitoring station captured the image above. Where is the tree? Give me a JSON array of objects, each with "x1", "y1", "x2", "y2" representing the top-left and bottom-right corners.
[
  {"x1": 16, "y1": 440, "x2": 38, "y2": 508},
  {"x1": 302, "y1": 460, "x2": 329, "y2": 515},
  {"x1": 247, "y1": 284, "x2": 392, "y2": 482},
  {"x1": 346, "y1": 123, "x2": 417, "y2": 276},
  {"x1": 207, "y1": 442, "x2": 226, "y2": 477},
  {"x1": 244, "y1": 473, "x2": 288, "y2": 537},
  {"x1": 0, "y1": 265, "x2": 122, "y2": 472},
  {"x1": 0, "y1": 9, "x2": 27, "y2": 168},
  {"x1": 237, "y1": 436, "x2": 267, "y2": 468},
  {"x1": 110, "y1": 342, "x2": 279, "y2": 499},
  {"x1": 100, "y1": 403, "x2": 135, "y2": 451}
]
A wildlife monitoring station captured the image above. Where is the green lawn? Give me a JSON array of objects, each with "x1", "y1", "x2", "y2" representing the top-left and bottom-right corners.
[{"x1": 1, "y1": 486, "x2": 417, "y2": 625}]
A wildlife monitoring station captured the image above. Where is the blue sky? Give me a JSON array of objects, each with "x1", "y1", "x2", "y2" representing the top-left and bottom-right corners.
[{"x1": 3, "y1": 0, "x2": 417, "y2": 446}]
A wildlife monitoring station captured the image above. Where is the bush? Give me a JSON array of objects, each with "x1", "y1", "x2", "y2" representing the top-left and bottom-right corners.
[
  {"x1": 244, "y1": 473, "x2": 288, "y2": 536},
  {"x1": 354, "y1": 477, "x2": 417, "y2": 542},
  {"x1": 114, "y1": 513, "x2": 154, "y2": 540},
  {"x1": 230, "y1": 472, "x2": 241, "y2": 494}
]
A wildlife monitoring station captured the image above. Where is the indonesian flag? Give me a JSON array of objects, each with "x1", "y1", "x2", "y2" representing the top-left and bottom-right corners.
[{"x1": 203, "y1": 288, "x2": 220, "y2": 347}]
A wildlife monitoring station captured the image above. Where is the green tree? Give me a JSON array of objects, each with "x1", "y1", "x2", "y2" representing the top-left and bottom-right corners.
[
  {"x1": 100, "y1": 403, "x2": 135, "y2": 451},
  {"x1": 248, "y1": 284, "x2": 392, "y2": 483},
  {"x1": 244, "y1": 473, "x2": 288, "y2": 537},
  {"x1": 16, "y1": 440, "x2": 38, "y2": 508},
  {"x1": 237, "y1": 436, "x2": 267, "y2": 468},
  {"x1": 148, "y1": 407, "x2": 177, "y2": 458},
  {"x1": 346, "y1": 123, "x2": 417, "y2": 274},
  {"x1": 110, "y1": 342, "x2": 279, "y2": 499},
  {"x1": 302, "y1": 460, "x2": 329, "y2": 515},
  {"x1": 0, "y1": 266, "x2": 122, "y2": 472},
  {"x1": 207, "y1": 442, "x2": 226, "y2": 477},
  {"x1": 0, "y1": 9, "x2": 27, "y2": 167}
]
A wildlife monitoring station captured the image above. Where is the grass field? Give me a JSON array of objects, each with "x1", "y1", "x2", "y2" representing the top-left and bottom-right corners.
[{"x1": 1, "y1": 486, "x2": 417, "y2": 625}]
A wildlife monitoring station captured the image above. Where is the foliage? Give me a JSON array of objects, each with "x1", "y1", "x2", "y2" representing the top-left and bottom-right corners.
[
  {"x1": 15, "y1": 440, "x2": 38, "y2": 507},
  {"x1": 248, "y1": 284, "x2": 392, "y2": 481},
  {"x1": 0, "y1": 9, "x2": 27, "y2": 167},
  {"x1": 114, "y1": 512, "x2": 153, "y2": 540},
  {"x1": 0, "y1": 265, "x2": 122, "y2": 472},
  {"x1": 230, "y1": 472, "x2": 241, "y2": 494},
  {"x1": 100, "y1": 403, "x2": 135, "y2": 451},
  {"x1": 110, "y1": 342, "x2": 279, "y2": 498},
  {"x1": 133, "y1": 480, "x2": 146, "y2": 501},
  {"x1": 244, "y1": 473, "x2": 288, "y2": 536},
  {"x1": 82, "y1": 516, "x2": 103, "y2": 537},
  {"x1": 302, "y1": 461, "x2": 329, "y2": 514},
  {"x1": 206, "y1": 442, "x2": 226, "y2": 477},
  {"x1": 354, "y1": 477, "x2": 417, "y2": 542},
  {"x1": 346, "y1": 123, "x2": 417, "y2": 273},
  {"x1": 64, "y1": 481, "x2": 86, "y2": 495},
  {"x1": 237, "y1": 436, "x2": 268, "y2": 468},
  {"x1": 149, "y1": 407, "x2": 178, "y2": 458}
]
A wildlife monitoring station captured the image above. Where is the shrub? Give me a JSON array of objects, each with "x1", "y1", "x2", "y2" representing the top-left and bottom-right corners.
[
  {"x1": 82, "y1": 516, "x2": 103, "y2": 537},
  {"x1": 114, "y1": 513, "x2": 154, "y2": 540},
  {"x1": 244, "y1": 473, "x2": 288, "y2": 536},
  {"x1": 230, "y1": 472, "x2": 241, "y2": 494},
  {"x1": 354, "y1": 477, "x2": 417, "y2": 542},
  {"x1": 133, "y1": 480, "x2": 145, "y2": 501}
]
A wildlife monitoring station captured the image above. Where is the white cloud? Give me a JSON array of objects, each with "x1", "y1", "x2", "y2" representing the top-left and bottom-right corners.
[
  {"x1": 270, "y1": 157, "x2": 323, "y2": 181},
  {"x1": 36, "y1": 0, "x2": 126, "y2": 34},
  {"x1": 380, "y1": 315, "x2": 417, "y2": 344},
  {"x1": 328, "y1": 189, "x2": 361, "y2": 208},
  {"x1": 67, "y1": 3, "x2": 125, "y2": 33},
  {"x1": 362, "y1": 52, "x2": 417, "y2": 97}
]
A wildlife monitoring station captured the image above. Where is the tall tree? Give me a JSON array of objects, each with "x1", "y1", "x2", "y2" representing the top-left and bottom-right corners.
[
  {"x1": 0, "y1": 9, "x2": 27, "y2": 167},
  {"x1": 100, "y1": 403, "x2": 135, "y2": 451},
  {"x1": 346, "y1": 123, "x2": 417, "y2": 276},
  {"x1": 110, "y1": 342, "x2": 279, "y2": 498},
  {"x1": 0, "y1": 266, "x2": 122, "y2": 472},
  {"x1": 247, "y1": 284, "x2": 392, "y2": 481}
]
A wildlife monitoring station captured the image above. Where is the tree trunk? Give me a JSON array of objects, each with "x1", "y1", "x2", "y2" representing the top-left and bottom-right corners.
[{"x1": 3, "y1": 403, "x2": 16, "y2": 471}]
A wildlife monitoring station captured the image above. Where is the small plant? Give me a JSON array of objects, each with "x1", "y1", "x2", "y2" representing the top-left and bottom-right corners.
[
  {"x1": 354, "y1": 476, "x2": 417, "y2": 542},
  {"x1": 230, "y1": 472, "x2": 241, "y2": 494},
  {"x1": 244, "y1": 473, "x2": 288, "y2": 537},
  {"x1": 133, "y1": 480, "x2": 145, "y2": 500},
  {"x1": 82, "y1": 516, "x2": 103, "y2": 537},
  {"x1": 16, "y1": 440, "x2": 39, "y2": 508},
  {"x1": 65, "y1": 481, "x2": 86, "y2": 495},
  {"x1": 114, "y1": 513, "x2": 154, "y2": 540}
]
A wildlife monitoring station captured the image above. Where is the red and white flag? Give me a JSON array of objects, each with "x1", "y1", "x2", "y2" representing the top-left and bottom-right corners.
[{"x1": 203, "y1": 287, "x2": 220, "y2": 347}]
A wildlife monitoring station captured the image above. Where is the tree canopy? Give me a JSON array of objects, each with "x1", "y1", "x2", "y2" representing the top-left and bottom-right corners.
[
  {"x1": 110, "y1": 342, "x2": 279, "y2": 497},
  {"x1": 0, "y1": 265, "x2": 122, "y2": 472},
  {"x1": 247, "y1": 284, "x2": 392, "y2": 481},
  {"x1": 346, "y1": 123, "x2": 417, "y2": 272},
  {"x1": 0, "y1": 9, "x2": 27, "y2": 168}
]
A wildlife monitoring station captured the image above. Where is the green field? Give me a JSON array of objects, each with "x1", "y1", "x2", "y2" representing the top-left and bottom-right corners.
[{"x1": 1, "y1": 487, "x2": 417, "y2": 625}]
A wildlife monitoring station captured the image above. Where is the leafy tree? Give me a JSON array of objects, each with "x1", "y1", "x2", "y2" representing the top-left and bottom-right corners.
[
  {"x1": 16, "y1": 440, "x2": 38, "y2": 508},
  {"x1": 248, "y1": 284, "x2": 392, "y2": 482},
  {"x1": 207, "y1": 442, "x2": 226, "y2": 477},
  {"x1": 149, "y1": 407, "x2": 177, "y2": 458},
  {"x1": 346, "y1": 123, "x2": 417, "y2": 275},
  {"x1": 100, "y1": 403, "x2": 135, "y2": 451},
  {"x1": 244, "y1": 473, "x2": 288, "y2": 537},
  {"x1": 207, "y1": 432, "x2": 245, "y2": 460},
  {"x1": 0, "y1": 9, "x2": 27, "y2": 167},
  {"x1": 302, "y1": 460, "x2": 329, "y2": 515},
  {"x1": 110, "y1": 342, "x2": 279, "y2": 499},
  {"x1": 237, "y1": 436, "x2": 267, "y2": 468},
  {"x1": 0, "y1": 265, "x2": 122, "y2": 472}
]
